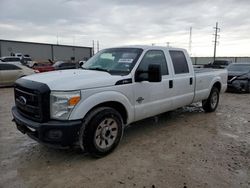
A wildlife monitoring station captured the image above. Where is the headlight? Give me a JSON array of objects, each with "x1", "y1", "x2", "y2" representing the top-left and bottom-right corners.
[{"x1": 50, "y1": 91, "x2": 81, "y2": 120}]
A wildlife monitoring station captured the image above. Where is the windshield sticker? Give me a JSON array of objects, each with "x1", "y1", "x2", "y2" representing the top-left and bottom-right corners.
[{"x1": 118, "y1": 59, "x2": 134, "y2": 63}]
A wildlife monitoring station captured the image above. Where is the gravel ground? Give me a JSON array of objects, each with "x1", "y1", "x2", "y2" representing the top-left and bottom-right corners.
[{"x1": 0, "y1": 87, "x2": 249, "y2": 188}]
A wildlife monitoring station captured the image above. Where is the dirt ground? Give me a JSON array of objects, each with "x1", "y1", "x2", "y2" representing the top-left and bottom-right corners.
[{"x1": 0, "y1": 87, "x2": 249, "y2": 188}]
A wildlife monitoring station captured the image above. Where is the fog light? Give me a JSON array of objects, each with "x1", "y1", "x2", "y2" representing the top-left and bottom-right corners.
[{"x1": 46, "y1": 130, "x2": 63, "y2": 140}]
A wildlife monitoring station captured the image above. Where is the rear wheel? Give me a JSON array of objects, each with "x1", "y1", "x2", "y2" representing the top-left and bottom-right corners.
[
  {"x1": 79, "y1": 107, "x2": 123, "y2": 157},
  {"x1": 202, "y1": 87, "x2": 220, "y2": 112}
]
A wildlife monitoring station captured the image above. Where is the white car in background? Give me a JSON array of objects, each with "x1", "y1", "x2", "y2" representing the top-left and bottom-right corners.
[
  {"x1": 0, "y1": 62, "x2": 36, "y2": 86},
  {"x1": 0, "y1": 56, "x2": 22, "y2": 65}
]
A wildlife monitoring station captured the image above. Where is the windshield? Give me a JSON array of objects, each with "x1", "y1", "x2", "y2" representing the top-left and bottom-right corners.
[
  {"x1": 227, "y1": 64, "x2": 250, "y2": 72},
  {"x1": 24, "y1": 57, "x2": 32, "y2": 61},
  {"x1": 3, "y1": 57, "x2": 21, "y2": 62},
  {"x1": 53, "y1": 61, "x2": 64, "y2": 67},
  {"x1": 82, "y1": 48, "x2": 143, "y2": 75}
]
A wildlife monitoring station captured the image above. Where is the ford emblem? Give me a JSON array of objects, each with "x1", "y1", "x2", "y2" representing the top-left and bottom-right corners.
[{"x1": 19, "y1": 96, "x2": 27, "y2": 105}]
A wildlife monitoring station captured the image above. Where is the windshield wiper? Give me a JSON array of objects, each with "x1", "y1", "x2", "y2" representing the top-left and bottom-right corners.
[{"x1": 87, "y1": 67, "x2": 110, "y2": 73}]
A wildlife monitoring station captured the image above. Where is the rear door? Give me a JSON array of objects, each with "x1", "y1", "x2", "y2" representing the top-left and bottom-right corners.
[
  {"x1": 168, "y1": 50, "x2": 195, "y2": 108},
  {"x1": 133, "y1": 50, "x2": 174, "y2": 121}
]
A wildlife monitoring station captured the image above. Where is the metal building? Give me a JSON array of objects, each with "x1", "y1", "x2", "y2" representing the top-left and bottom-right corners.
[{"x1": 0, "y1": 39, "x2": 92, "y2": 61}]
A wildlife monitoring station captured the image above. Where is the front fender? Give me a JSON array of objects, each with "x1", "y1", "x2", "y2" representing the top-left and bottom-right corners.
[{"x1": 69, "y1": 91, "x2": 134, "y2": 124}]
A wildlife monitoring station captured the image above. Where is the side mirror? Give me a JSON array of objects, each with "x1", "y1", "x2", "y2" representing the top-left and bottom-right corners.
[
  {"x1": 135, "y1": 64, "x2": 162, "y2": 82},
  {"x1": 148, "y1": 64, "x2": 162, "y2": 82},
  {"x1": 79, "y1": 61, "x2": 84, "y2": 67}
]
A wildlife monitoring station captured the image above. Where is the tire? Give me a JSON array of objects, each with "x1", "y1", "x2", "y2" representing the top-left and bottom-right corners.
[
  {"x1": 202, "y1": 87, "x2": 220, "y2": 112},
  {"x1": 79, "y1": 107, "x2": 123, "y2": 157}
]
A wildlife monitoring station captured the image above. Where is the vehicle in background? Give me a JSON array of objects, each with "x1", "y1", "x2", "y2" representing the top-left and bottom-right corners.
[
  {"x1": 8, "y1": 53, "x2": 32, "y2": 66},
  {"x1": 227, "y1": 63, "x2": 250, "y2": 93},
  {"x1": 193, "y1": 64, "x2": 204, "y2": 68},
  {"x1": 23, "y1": 54, "x2": 31, "y2": 58},
  {"x1": 0, "y1": 56, "x2": 22, "y2": 65},
  {"x1": 22, "y1": 57, "x2": 33, "y2": 65},
  {"x1": 12, "y1": 45, "x2": 227, "y2": 157},
  {"x1": 13, "y1": 53, "x2": 31, "y2": 58},
  {"x1": 32, "y1": 61, "x2": 55, "y2": 72},
  {"x1": 0, "y1": 62, "x2": 35, "y2": 86},
  {"x1": 204, "y1": 59, "x2": 232, "y2": 69},
  {"x1": 14, "y1": 53, "x2": 23, "y2": 58},
  {"x1": 53, "y1": 61, "x2": 79, "y2": 70},
  {"x1": 79, "y1": 57, "x2": 89, "y2": 66}
]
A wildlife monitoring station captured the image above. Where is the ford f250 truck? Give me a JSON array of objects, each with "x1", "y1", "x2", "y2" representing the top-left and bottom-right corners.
[{"x1": 12, "y1": 45, "x2": 227, "y2": 157}]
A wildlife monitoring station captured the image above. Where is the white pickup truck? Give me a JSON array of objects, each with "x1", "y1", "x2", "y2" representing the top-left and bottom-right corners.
[{"x1": 12, "y1": 45, "x2": 227, "y2": 157}]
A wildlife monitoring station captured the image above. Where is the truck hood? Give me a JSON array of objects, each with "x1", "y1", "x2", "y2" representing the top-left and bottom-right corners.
[
  {"x1": 22, "y1": 69, "x2": 125, "y2": 90},
  {"x1": 228, "y1": 71, "x2": 250, "y2": 77}
]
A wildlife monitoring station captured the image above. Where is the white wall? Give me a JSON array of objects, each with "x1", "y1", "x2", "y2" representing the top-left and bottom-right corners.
[{"x1": 0, "y1": 40, "x2": 92, "y2": 61}]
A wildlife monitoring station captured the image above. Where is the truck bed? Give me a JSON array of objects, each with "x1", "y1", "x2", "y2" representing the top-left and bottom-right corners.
[
  {"x1": 193, "y1": 68, "x2": 228, "y2": 103},
  {"x1": 194, "y1": 68, "x2": 222, "y2": 74}
]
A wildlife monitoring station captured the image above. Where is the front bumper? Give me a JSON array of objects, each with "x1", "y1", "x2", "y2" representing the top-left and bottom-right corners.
[
  {"x1": 227, "y1": 79, "x2": 249, "y2": 93},
  {"x1": 12, "y1": 106, "x2": 82, "y2": 147}
]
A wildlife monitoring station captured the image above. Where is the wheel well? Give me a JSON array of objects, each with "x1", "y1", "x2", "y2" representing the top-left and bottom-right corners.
[
  {"x1": 213, "y1": 82, "x2": 221, "y2": 92},
  {"x1": 92, "y1": 101, "x2": 128, "y2": 124}
]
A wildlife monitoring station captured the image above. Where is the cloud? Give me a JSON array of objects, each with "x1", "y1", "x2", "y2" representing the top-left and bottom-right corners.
[{"x1": 0, "y1": 0, "x2": 249, "y2": 56}]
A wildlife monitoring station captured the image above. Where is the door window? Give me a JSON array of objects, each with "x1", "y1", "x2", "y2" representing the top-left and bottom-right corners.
[
  {"x1": 137, "y1": 50, "x2": 168, "y2": 80},
  {"x1": 0, "y1": 64, "x2": 21, "y2": 70}
]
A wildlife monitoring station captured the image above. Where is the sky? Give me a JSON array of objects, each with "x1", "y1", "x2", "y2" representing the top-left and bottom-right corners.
[{"x1": 0, "y1": 0, "x2": 250, "y2": 57}]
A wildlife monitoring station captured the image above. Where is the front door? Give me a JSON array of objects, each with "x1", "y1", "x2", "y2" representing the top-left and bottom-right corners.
[{"x1": 133, "y1": 50, "x2": 173, "y2": 121}]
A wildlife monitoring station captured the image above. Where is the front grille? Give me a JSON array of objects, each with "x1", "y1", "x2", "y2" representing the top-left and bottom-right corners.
[
  {"x1": 14, "y1": 79, "x2": 50, "y2": 122},
  {"x1": 15, "y1": 87, "x2": 41, "y2": 120}
]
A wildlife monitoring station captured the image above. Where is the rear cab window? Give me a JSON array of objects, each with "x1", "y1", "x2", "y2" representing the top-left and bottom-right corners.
[{"x1": 169, "y1": 50, "x2": 189, "y2": 74}]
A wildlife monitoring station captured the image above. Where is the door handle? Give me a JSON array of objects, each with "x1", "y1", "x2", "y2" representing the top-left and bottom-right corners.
[
  {"x1": 169, "y1": 80, "x2": 173, "y2": 88},
  {"x1": 190, "y1": 77, "x2": 193, "y2": 85}
]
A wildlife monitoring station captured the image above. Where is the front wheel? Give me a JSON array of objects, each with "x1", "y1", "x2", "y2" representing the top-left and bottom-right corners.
[
  {"x1": 79, "y1": 107, "x2": 123, "y2": 157},
  {"x1": 202, "y1": 87, "x2": 220, "y2": 112}
]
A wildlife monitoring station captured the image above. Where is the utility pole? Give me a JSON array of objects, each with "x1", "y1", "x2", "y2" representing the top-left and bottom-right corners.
[
  {"x1": 189, "y1": 27, "x2": 192, "y2": 55},
  {"x1": 92, "y1": 40, "x2": 95, "y2": 56},
  {"x1": 213, "y1": 22, "x2": 220, "y2": 62},
  {"x1": 97, "y1": 40, "x2": 99, "y2": 52},
  {"x1": 56, "y1": 33, "x2": 59, "y2": 45}
]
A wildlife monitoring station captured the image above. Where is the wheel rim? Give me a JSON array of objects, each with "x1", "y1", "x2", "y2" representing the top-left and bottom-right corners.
[
  {"x1": 94, "y1": 118, "x2": 118, "y2": 150},
  {"x1": 211, "y1": 91, "x2": 218, "y2": 109}
]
